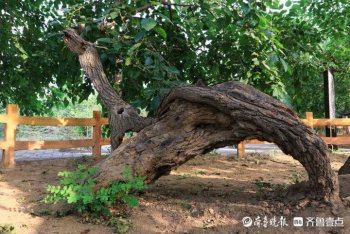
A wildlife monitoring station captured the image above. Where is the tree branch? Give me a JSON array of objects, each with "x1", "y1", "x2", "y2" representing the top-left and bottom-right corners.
[{"x1": 63, "y1": 28, "x2": 153, "y2": 150}]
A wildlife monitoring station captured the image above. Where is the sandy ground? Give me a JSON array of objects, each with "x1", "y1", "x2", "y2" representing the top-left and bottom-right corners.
[{"x1": 1, "y1": 152, "x2": 350, "y2": 234}]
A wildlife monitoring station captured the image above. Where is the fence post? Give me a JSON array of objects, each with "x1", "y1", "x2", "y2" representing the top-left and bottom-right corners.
[
  {"x1": 305, "y1": 112, "x2": 314, "y2": 129},
  {"x1": 237, "y1": 141, "x2": 245, "y2": 157},
  {"x1": 92, "y1": 111, "x2": 102, "y2": 157},
  {"x1": 2, "y1": 104, "x2": 19, "y2": 168}
]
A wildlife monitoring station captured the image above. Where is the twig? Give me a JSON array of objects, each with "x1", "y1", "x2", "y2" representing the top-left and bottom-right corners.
[{"x1": 94, "y1": 45, "x2": 109, "y2": 50}]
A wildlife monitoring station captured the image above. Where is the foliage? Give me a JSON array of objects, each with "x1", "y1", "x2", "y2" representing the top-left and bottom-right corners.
[
  {"x1": 3, "y1": 0, "x2": 350, "y2": 117},
  {"x1": 57, "y1": 0, "x2": 291, "y2": 114},
  {"x1": 44, "y1": 165, "x2": 146, "y2": 217},
  {"x1": 272, "y1": 0, "x2": 350, "y2": 117},
  {"x1": 0, "y1": 0, "x2": 89, "y2": 114},
  {"x1": 49, "y1": 94, "x2": 102, "y2": 138},
  {"x1": 50, "y1": 94, "x2": 101, "y2": 118}
]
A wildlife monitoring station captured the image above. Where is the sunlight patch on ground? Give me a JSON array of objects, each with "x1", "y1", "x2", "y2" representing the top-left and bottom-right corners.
[
  {"x1": 269, "y1": 153, "x2": 303, "y2": 165},
  {"x1": 331, "y1": 161, "x2": 344, "y2": 171},
  {"x1": 0, "y1": 180, "x2": 45, "y2": 234}
]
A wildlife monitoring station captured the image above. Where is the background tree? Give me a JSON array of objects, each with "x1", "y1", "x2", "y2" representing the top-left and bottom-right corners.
[{"x1": 277, "y1": 0, "x2": 350, "y2": 117}]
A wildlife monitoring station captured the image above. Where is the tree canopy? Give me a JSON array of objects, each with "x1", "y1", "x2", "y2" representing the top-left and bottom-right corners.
[{"x1": 2, "y1": 0, "x2": 350, "y2": 117}]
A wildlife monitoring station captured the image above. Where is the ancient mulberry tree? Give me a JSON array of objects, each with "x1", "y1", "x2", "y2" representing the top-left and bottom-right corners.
[{"x1": 63, "y1": 27, "x2": 339, "y2": 203}]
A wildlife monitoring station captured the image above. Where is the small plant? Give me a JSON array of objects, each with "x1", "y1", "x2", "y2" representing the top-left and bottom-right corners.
[
  {"x1": 44, "y1": 165, "x2": 146, "y2": 217},
  {"x1": 179, "y1": 171, "x2": 207, "y2": 178},
  {"x1": 291, "y1": 172, "x2": 306, "y2": 184},
  {"x1": 54, "y1": 210, "x2": 72, "y2": 218},
  {"x1": 254, "y1": 177, "x2": 272, "y2": 190},
  {"x1": 107, "y1": 217, "x2": 131, "y2": 233},
  {"x1": 192, "y1": 170, "x2": 206, "y2": 176},
  {"x1": 177, "y1": 200, "x2": 192, "y2": 210},
  {"x1": 0, "y1": 224, "x2": 15, "y2": 234},
  {"x1": 254, "y1": 177, "x2": 272, "y2": 197},
  {"x1": 30, "y1": 209, "x2": 51, "y2": 217}
]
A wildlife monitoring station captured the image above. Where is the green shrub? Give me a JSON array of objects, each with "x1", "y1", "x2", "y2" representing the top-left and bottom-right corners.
[{"x1": 44, "y1": 165, "x2": 146, "y2": 217}]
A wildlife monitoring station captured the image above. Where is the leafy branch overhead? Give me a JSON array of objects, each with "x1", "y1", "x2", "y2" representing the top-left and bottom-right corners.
[{"x1": 3, "y1": 0, "x2": 350, "y2": 117}]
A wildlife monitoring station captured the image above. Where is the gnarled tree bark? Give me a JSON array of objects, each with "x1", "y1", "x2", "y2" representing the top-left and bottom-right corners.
[{"x1": 63, "y1": 29, "x2": 339, "y2": 203}]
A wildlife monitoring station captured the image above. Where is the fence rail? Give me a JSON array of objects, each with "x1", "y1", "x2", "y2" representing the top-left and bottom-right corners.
[
  {"x1": 0, "y1": 104, "x2": 110, "y2": 168},
  {"x1": 237, "y1": 112, "x2": 350, "y2": 156},
  {"x1": 2, "y1": 105, "x2": 350, "y2": 167}
]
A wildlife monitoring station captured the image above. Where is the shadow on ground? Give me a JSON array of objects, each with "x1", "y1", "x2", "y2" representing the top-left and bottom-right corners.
[{"x1": 0, "y1": 153, "x2": 349, "y2": 233}]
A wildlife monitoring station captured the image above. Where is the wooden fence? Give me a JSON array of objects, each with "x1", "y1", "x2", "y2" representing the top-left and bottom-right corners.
[
  {"x1": 2, "y1": 104, "x2": 350, "y2": 167},
  {"x1": 237, "y1": 112, "x2": 350, "y2": 156},
  {"x1": 0, "y1": 104, "x2": 110, "y2": 168}
]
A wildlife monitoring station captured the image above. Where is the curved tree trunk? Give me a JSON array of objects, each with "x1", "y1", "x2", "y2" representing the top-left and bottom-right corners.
[
  {"x1": 62, "y1": 28, "x2": 339, "y2": 203},
  {"x1": 94, "y1": 82, "x2": 339, "y2": 202}
]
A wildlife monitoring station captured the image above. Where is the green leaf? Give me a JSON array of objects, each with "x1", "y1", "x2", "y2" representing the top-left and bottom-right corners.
[
  {"x1": 157, "y1": 13, "x2": 172, "y2": 23},
  {"x1": 125, "y1": 57, "x2": 132, "y2": 66},
  {"x1": 121, "y1": 166, "x2": 132, "y2": 180},
  {"x1": 280, "y1": 58, "x2": 288, "y2": 72},
  {"x1": 134, "y1": 30, "x2": 146, "y2": 42},
  {"x1": 110, "y1": 10, "x2": 119, "y2": 19},
  {"x1": 241, "y1": 2, "x2": 251, "y2": 15},
  {"x1": 63, "y1": 98, "x2": 69, "y2": 107},
  {"x1": 164, "y1": 66, "x2": 180, "y2": 75},
  {"x1": 82, "y1": 194, "x2": 93, "y2": 204},
  {"x1": 123, "y1": 195, "x2": 139, "y2": 207},
  {"x1": 97, "y1": 38, "x2": 113, "y2": 44},
  {"x1": 262, "y1": 61, "x2": 271, "y2": 71},
  {"x1": 153, "y1": 26, "x2": 167, "y2": 39},
  {"x1": 267, "y1": 52, "x2": 279, "y2": 65},
  {"x1": 67, "y1": 192, "x2": 78, "y2": 204},
  {"x1": 252, "y1": 58, "x2": 260, "y2": 66},
  {"x1": 113, "y1": 42, "x2": 122, "y2": 52},
  {"x1": 141, "y1": 18, "x2": 157, "y2": 31},
  {"x1": 127, "y1": 43, "x2": 142, "y2": 55},
  {"x1": 14, "y1": 42, "x2": 28, "y2": 60}
]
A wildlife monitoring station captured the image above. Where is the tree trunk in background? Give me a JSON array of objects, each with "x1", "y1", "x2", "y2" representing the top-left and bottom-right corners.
[
  {"x1": 63, "y1": 28, "x2": 339, "y2": 203},
  {"x1": 324, "y1": 69, "x2": 337, "y2": 150}
]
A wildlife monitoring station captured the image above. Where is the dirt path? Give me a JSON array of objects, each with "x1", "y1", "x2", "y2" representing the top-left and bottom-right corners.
[{"x1": 0, "y1": 153, "x2": 349, "y2": 233}]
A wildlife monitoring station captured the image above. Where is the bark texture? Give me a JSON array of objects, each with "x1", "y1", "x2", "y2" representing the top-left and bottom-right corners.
[
  {"x1": 63, "y1": 29, "x2": 152, "y2": 150},
  {"x1": 94, "y1": 82, "x2": 339, "y2": 202}
]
